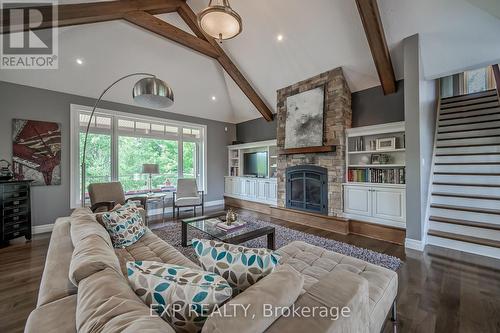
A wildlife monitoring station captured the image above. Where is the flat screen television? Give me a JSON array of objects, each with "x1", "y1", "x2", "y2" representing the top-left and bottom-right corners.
[{"x1": 243, "y1": 152, "x2": 268, "y2": 178}]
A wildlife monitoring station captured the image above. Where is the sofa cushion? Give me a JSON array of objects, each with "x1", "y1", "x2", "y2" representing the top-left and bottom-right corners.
[
  {"x1": 175, "y1": 197, "x2": 202, "y2": 206},
  {"x1": 276, "y1": 241, "x2": 398, "y2": 333},
  {"x1": 266, "y1": 269, "x2": 370, "y2": 333},
  {"x1": 76, "y1": 267, "x2": 175, "y2": 333},
  {"x1": 192, "y1": 239, "x2": 280, "y2": 293},
  {"x1": 101, "y1": 202, "x2": 146, "y2": 248},
  {"x1": 127, "y1": 261, "x2": 233, "y2": 333},
  {"x1": 115, "y1": 230, "x2": 199, "y2": 275},
  {"x1": 202, "y1": 264, "x2": 304, "y2": 333},
  {"x1": 25, "y1": 295, "x2": 77, "y2": 333},
  {"x1": 71, "y1": 212, "x2": 113, "y2": 248},
  {"x1": 37, "y1": 217, "x2": 78, "y2": 307}
]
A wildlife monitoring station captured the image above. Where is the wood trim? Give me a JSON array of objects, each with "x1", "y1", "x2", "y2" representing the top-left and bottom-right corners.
[
  {"x1": 429, "y1": 216, "x2": 500, "y2": 231},
  {"x1": 355, "y1": 0, "x2": 396, "y2": 95},
  {"x1": 1, "y1": 0, "x2": 184, "y2": 33},
  {"x1": 428, "y1": 229, "x2": 500, "y2": 248},
  {"x1": 123, "y1": 11, "x2": 220, "y2": 58},
  {"x1": 432, "y1": 192, "x2": 500, "y2": 201},
  {"x1": 493, "y1": 64, "x2": 500, "y2": 96},
  {"x1": 270, "y1": 207, "x2": 349, "y2": 235},
  {"x1": 439, "y1": 111, "x2": 500, "y2": 122},
  {"x1": 433, "y1": 182, "x2": 500, "y2": 188},
  {"x1": 224, "y1": 196, "x2": 272, "y2": 215},
  {"x1": 438, "y1": 126, "x2": 500, "y2": 134},
  {"x1": 441, "y1": 89, "x2": 497, "y2": 103},
  {"x1": 177, "y1": 3, "x2": 274, "y2": 121},
  {"x1": 279, "y1": 146, "x2": 336, "y2": 155},
  {"x1": 349, "y1": 220, "x2": 405, "y2": 245},
  {"x1": 433, "y1": 172, "x2": 500, "y2": 176}
]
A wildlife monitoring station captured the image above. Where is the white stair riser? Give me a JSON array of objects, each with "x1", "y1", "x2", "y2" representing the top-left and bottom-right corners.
[
  {"x1": 434, "y1": 164, "x2": 500, "y2": 173},
  {"x1": 432, "y1": 195, "x2": 500, "y2": 210},
  {"x1": 439, "y1": 114, "x2": 500, "y2": 126},
  {"x1": 440, "y1": 95, "x2": 499, "y2": 109},
  {"x1": 440, "y1": 108, "x2": 500, "y2": 120},
  {"x1": 432, "y1": 184, "x2": 500, "y2": 197},
  {"x1": 438, "y1": 120, "x2": 500, "y2": 133},
  {"x1": 441, "y1": 91, "x2": 497, "y2": 104},
  {"x1": 437, "y1": 128, "x2": 500, "y2": 140},
  {"x1": 440, "y1": 101, "x2": 499, "y2": 114},
  {"x1": 429, "y1": 221, "x2": 500, "y2": 241},
  {"x1": 435, "y1": 155, "x2": 500, "y2": 164},
  {"x1": 430, "y1": 207, "x2": 499, "y2": 224},
  {"x1": 436, "y1": 136, "x2": 500, "y2": 147},
  {"x1": 436, "y1": 145, "x2": 500, "y2": 155},
  {"x1": 427, "y1": 235, "x2": 500, "y2": 259},
  {"x1": 433, "y1": 174, "x2": 500, "y2": 185}
]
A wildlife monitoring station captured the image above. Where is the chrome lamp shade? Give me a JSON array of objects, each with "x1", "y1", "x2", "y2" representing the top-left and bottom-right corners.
[{"x1": 133, "y1": 77, "x2": 174, "y2": 109}]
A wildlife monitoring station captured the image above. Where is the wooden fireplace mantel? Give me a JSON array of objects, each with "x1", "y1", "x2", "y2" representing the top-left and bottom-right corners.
[{"x1": 279, "y1": 146, "x2": 336, "y2": 155}]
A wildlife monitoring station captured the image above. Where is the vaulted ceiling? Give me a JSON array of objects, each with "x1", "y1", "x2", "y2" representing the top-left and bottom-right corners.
[{"x1": 1, "y1": 0, "x2": 499, "y2": 123}]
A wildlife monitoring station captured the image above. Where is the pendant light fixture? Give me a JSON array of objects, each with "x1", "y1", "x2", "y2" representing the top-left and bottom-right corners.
[{"x1": 198, "y1": 0, "x2": 242, "y2": 42}]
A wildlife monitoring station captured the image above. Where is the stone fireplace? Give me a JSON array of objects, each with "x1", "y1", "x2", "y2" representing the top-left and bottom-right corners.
[
  {"x1": 286, "y1": 165, "x2": 328, "y2": 215},
  {"x1": 277, "y1": 68, "x2": 352, "y2": 216}
]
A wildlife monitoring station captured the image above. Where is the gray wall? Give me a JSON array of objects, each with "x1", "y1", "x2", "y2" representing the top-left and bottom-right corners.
[
  {"x1": 351, "y1": 80, "x2": 405, "y2": 127},
  {"x1": 236, "y1": 81, "x2": 405, "y2": 143},
  {"x1": 0, "y1": 81, "x2": 236, "y2": 226},
  {"x1": 236, "y1": 116, "x2": 277, "y2": 143},
  {"x1": 404, "y1": 34, "x2": 438, "y2": 243}
]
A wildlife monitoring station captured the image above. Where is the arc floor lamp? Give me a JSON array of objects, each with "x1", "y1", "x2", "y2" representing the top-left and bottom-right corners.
[{"x1": 81, "y1": 73, "x2": 174, "y2": 207}]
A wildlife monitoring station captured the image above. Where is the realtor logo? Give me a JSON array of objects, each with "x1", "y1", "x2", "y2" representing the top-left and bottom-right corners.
[{"x1": 1, "y1": 1, "x2": 58, "y2": 69}]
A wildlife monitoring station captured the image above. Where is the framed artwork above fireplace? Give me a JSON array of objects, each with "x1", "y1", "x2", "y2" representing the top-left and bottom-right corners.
[{"x1": 284, "y1": 86, "x2": 325, "y2": 149}]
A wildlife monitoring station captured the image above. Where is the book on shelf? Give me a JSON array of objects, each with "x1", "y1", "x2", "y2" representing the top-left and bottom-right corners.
[{"x1": 348, "y1": 167, "x2": 405, "y2": 184}]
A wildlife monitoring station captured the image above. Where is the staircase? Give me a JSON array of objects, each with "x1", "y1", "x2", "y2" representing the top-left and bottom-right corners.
[{"x1": 427, "y1": 89, "x2": 500, "y2": 258}]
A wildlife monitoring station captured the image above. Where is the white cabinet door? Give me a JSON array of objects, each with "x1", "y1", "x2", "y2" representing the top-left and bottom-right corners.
[
  {"x1": 257, "y1": 180, "x2": 268, "y2": 200},
  {"x1": 245, "y1": 179, "x2": 257, "y2": 197},
  {"x1": 268, "y1": 181, "x2": 277, "y2": 201},
  {"x1": 371, "y1": 187, "x2": 405, "y2": 222},
  {"x1": 344, "y1": 186, "x2": 371, "y2": 217}
]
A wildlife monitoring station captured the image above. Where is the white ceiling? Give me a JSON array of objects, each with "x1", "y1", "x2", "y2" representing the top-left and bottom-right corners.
[{"x1": 0, "y1": 0, "x2": 499, "y2": 123}]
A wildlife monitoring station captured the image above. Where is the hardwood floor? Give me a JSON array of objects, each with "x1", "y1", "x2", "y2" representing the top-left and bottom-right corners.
[{"x1": 1, "y1": 206, "x2": 500, "y2": 332}]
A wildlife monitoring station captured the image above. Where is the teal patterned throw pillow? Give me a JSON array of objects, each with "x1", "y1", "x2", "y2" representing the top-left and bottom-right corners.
[
  {"x1": 192, "y1": 239, "x2": 281, "y2": 293},
  {"x1": 101, "y1": 201, "x2": 146, "y2": 248},
  {"x1": 127, "y1": 261, "x2": 232, "y2": 333}
]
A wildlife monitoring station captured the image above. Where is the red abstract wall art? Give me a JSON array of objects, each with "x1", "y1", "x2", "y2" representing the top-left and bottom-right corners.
[{"x1": 12, "y1": 119, "x2": 61, "y2": 186}]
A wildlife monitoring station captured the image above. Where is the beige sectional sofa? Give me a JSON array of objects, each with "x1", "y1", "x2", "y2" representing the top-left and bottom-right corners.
[{"x1": 25, "y1": 209, "x2": 398, "y2": 333}]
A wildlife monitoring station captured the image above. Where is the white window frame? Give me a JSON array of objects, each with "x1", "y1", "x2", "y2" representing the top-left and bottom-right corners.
[{"x1": 70, "y1": 104, "x2": 208, "y2": 208}]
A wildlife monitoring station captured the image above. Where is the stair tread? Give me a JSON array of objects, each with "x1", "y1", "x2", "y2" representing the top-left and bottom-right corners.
[
  {"x1": 430, "y1": 216, "x2": 500, "y2": 230},
  {"x1": 428, "y1": 229, "x2": 500, "y2": 248},
  {"x1": 431, "y1": 203, "x2": 500, "y2": 215},
  {"x1": 441, "y1": 97, "x2": 499, "y2": 110},
  {"x1": 436, "y1": 143, "x2": 500, "y2": 149},
  {"x1": 441, "y1": 90, "x2": 498, "y2": 103},
  {"x1": 438, "y1": 126, "x2": 500, "y2": 134},
  {"x1": 434, "y1": 172, "x2": 500, "y2": 176},
  {"x1": 440, "y1": 111, "x2": 500, "y2": 121},
  {"x1": 435, "y1": 162, "x2": 500, "y2": 165},
  {"x1": 432, "y1": 192, "x2": 500, "y2": 201}
]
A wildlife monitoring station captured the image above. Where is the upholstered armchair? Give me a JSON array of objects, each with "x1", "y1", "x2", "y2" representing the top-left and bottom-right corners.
[
  {"x1": 88, "y1": 182, "x2": 147, "y2": 213},
  {"x1": 172, "y1": 179, "x2": 204, "y2": 218}
]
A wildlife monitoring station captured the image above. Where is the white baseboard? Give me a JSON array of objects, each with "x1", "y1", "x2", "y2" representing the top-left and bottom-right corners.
[
  {"x1": 33, "y1": 224, "x2": 54, "y2": 235},
  {"x1": 405, "y1": 238, "x2": 426, "y2": 251},
  {"x1": 34, "y1": 200, "x2": 226, "y2": 235}
]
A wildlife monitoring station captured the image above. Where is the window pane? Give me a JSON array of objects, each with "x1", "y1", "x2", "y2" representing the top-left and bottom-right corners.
[
  {"x1": 135, "y1": 122, "x2": 150, "y2": 135},
  {"x1": 466, "y1": 68, "x2": 487, "y2": 94},
  {"x1": 79, "y1": 132, "x2": 111, "y2": 199},
  {"x1": 166, "y1": 126, "x2": 179, "y2": 135},
  {"x1": 183, "y1": 141, "x2": 196, "y2": 179},
  {"x1": 118, "y1": 136, "x2": 178, "y2": 194},
  {"x1": 151, "y1": 124, "x2": 164, "y2": 135},
  {"x1": 118, "y1": 119, "x2": 135, "y2": 133}
]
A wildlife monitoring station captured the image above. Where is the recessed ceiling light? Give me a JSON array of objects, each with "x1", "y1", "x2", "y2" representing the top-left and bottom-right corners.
[
  {"x1": 277, "y1": 34, "x2": 284, "y2": 41},
  {"x1": 211, "y1": 96, "x2": 217, "y2": 101},
  {"x1": 76, "y1": 58, "x2": 84, "y2": 65}
]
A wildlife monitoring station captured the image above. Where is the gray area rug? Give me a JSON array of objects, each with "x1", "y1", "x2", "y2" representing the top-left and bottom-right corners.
[{"x1": 152, "y1": 213, "x2": 402, "y2": 271}]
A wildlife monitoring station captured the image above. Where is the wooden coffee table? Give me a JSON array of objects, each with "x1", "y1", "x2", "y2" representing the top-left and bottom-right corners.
[{"x1": 181, "y1": 212, "x2": 276, "y2": 250}]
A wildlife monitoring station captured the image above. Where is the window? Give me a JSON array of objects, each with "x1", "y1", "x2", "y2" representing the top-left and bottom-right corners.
[
  {"x1": 463, "y1": 66, "x2": 496, "y2": 94},
  {"x1": 70, "y1": 104, "x2": 207, "y2": 208}
]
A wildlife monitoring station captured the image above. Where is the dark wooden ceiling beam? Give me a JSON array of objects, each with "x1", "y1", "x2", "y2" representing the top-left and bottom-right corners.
[
  {"x1": 355, "y1": 0, "x2": 396, "y2": 95},
  {"x1": 177, "y1": 2, "x2": 274, "y2": 121},
  {"x1": 123, "y1": 11, "x2": 220, "y2": 59},
  {"x1": 1, "y1": 0, "x2": 184, "y2": 33}
]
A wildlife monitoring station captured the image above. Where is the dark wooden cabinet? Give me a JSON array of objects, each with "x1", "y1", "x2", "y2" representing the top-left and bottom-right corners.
[{"x1": 1, "y1": 180, "x2": 32, "y2": 243}]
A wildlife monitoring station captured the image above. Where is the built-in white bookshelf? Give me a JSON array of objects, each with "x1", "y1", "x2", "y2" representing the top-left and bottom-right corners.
[
  {"x1": 343, "y1": 122, "x2": 406, "y2": 229},
  {"x1": 346, "y1": 121, "x2": 406, "y2": 185},
  {"x1": 227, "y1": 140, "x2": 277, "y2": 178}
]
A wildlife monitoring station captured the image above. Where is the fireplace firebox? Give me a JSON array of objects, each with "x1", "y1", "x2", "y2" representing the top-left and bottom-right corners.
[{"x1": 286, "y1": 165, "x2": 328, "y2": 215}]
